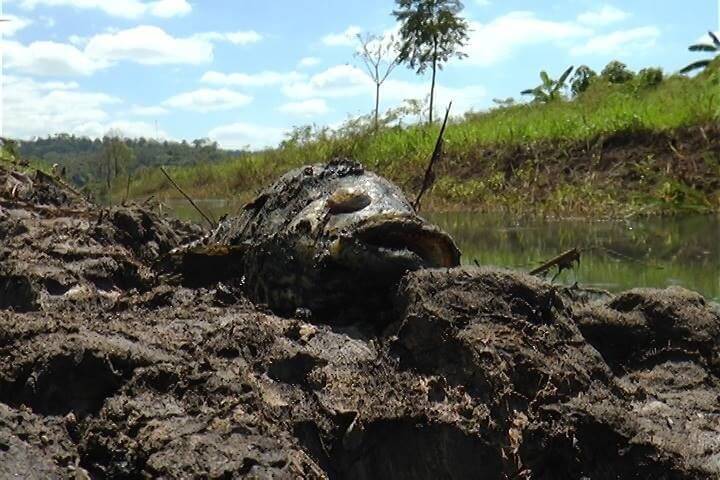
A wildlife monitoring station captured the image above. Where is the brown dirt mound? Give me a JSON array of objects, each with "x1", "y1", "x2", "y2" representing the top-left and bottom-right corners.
[
  {"x1": 0, "y1": 164, "x2": 202, "y2": 313},
  {"x1": 1, "y1": 163, "x2": 719, "y2": 478}
]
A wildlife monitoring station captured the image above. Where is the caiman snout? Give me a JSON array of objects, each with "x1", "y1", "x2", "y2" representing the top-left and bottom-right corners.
[{"x1": 329, "y1": 215, "x2": 461, "y2": 270}]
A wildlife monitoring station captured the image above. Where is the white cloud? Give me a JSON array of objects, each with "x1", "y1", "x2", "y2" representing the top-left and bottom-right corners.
[
  {"x1": 225, "y1": 31, "x2": 262, "y2": 45},
  {"x1": 282, "y1": 64, "x2": 370, "y2": 99},
  {"x1": 298, "y1": 57, "x2": 321, "y2": 68},
  {"x1": 577, "y1": 5, "x2": 629, "y2": 26},
  {"x1": 162, "y1": 89, "x2": 253, "y2": 112},
  {"x1": 2, "y1": 39, "x2": 107, "y2": 76},
  {"x1": 1, "y1": 75, "x2": 171, "y2": 140},
  {"x1": 147, "y1": 0, "x2": 191, "y2": 18},
  {"x1": 85, "y1": 26, "x2": 214, "y2": 65},
  {"x1": 15, "y1": 0, "x2": 191, "y2": 19},
  {"x1": 97, "y1": 120, "x2": 169, "y2": 139},
  {"x1": 3, "y1": 25, "x2": 265, "y2": 77},
  {"x1": 208, "y1": 122, "x2": 288, "y2": 150},
  {"x1": 194, "y1": 30, "x2": 263, "y2": 46},
  {"x1": 571, "y1": 26, "x2": 660, "y2": 56},
  {"x1": 68, "y1": 34, "x2": 87, "y2": 46},
  {"x1": 278, "y1": 99, "x2": 330, "y2": 116},
  {"x1": 0, "y1": 15, "x2": 32, "y2": 36},
  {"x1": 322, "y1": 25, "x2": 362, "y2": 47},
  {"x1": 1, "y1": 75, "x2": 120, "y2": 139},
  {"x1": 129, "y1": 105, "x2": 169, "y2": 116},
  {"x1": 40, "y1": 16, "x2": 56, "y2": 27},
  {"x1": 464, "y1": 11, "x2": 592, "y2": 66},
  {"x1": 281, "y1": 64, "x2": 485, "y2": 114},
  {"x1": 201, "y1": 70, "x2": 306, "y2": 87}
]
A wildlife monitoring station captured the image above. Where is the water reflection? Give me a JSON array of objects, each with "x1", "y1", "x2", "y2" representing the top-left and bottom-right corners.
[
  {"x1": 428, "y1": 213, "x2": 719, "y2": 301},
  {"x1": 165, "y1": 199, "x2": 719, "y2": 301}
]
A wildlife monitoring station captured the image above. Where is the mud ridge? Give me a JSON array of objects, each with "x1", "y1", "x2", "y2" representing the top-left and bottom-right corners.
[{"x1": 1, "y1": 162, "x2": 719, "y2": 479}]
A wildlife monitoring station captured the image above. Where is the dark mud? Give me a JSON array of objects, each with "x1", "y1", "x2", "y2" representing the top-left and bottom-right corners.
[{"x1": 1, "y1": 163, "x2": 720, "y2": 479}]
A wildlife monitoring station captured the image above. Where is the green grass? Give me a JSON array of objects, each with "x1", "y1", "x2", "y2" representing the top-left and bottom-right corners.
[{"x1": 122, "y1": 70, "x2": 720, "y2": 217}]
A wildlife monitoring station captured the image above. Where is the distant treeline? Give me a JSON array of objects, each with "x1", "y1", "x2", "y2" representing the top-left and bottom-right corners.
[{"x1": 18, "y1": 134, "x2": 245, "y2": 196}]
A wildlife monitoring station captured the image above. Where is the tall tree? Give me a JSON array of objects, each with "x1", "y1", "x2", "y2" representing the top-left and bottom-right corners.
[
  {"x1": 355, "y1": 33, "x2": 400, "y2": 131},
  {"x1": 393, "y1": 0, "x2": 469, "y2": 123},
  {"x1": 681, "y1": 31, "x2": 720, "y2": 74}
]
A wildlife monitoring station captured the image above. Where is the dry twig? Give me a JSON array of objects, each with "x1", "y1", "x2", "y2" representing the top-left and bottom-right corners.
[
  {"x1": 413, "y1": 102, "x2": 452, "y2": 212},
  {"x1": 160, "y1": 166, "x2": 216, "y2": 229}
]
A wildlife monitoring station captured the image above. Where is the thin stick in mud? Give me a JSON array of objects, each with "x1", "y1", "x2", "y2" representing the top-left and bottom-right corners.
[
  {"x1": 529, "y1": 248, "x2": 581, "y2": 279},
  {"x1": 160, "y1": 166, "x2": 216, "y2": 229},
  {"x1": 413, "y1": 102, "x2": 452, "y2": 212}
]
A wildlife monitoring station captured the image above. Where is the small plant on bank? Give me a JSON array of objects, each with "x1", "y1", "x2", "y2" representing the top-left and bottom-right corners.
[
  {"x1": 570, "y1": 65, "x2": 597, "y2": 97},
  {"x1": 355, "y1": 33, "x2": 400, "y2": 131},
  {"x1": 681, "y1": 31, "x2": 720, "y2": 74},
  {"x1": 521, "y1": 66, "x2": 574, "y2": 103},
  {"x1": 601, "y1": 60, "x2": 635, "y2": 84},
  {"x1": 635, "y1": 68, "x2": 664, "y2": 89}
]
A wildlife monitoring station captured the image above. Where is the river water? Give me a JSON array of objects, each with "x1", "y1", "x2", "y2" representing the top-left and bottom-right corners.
[{"x1": 165, "y1": 199, "x2": 719, "y2": 301}]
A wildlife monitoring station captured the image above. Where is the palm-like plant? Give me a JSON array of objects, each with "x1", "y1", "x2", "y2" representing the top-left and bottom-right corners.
[
  {"x1": 680, "y1": 31, "x2": 720, "y2": 74},
  {"x1": 521, "y1": 66, "x2": 574, "y2": 103}
]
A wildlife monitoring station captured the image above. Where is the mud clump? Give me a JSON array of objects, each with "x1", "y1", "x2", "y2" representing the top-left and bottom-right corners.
[
  {"x1": 0, "y1": 164, "x2": 202, "y2": 313},
  {"x1": 1, "y1": 163, "x2": 719, "y2": 478}
]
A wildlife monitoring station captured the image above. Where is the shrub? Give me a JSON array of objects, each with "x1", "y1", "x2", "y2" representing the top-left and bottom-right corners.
[
  {"x1": 636, "y1": 68, "x2": 664, "y2": 89},
  {"x1": 570, "y1": 65, "x2": 598, "y2": 97},
  {"x1": 601, "y1": 61, "x2": 635, "y2": 84}
]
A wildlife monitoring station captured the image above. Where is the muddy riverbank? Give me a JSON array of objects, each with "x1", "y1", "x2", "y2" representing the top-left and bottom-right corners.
[{"x1": 1, "y1": 163, "x2": 719, "y2": 479}]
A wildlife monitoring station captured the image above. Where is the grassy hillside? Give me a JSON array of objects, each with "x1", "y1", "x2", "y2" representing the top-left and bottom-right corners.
[{"x1": 121, "y1": 68, "x2": 719, "y2": 218}]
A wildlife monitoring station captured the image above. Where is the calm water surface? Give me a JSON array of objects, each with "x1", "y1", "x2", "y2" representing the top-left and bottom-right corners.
[{"x1": 166, "y1": 200, "x2": 719, "y2": 301}]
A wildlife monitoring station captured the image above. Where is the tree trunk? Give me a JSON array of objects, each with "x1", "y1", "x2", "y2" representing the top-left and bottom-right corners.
[
  {"x1": 429, "y1": 39, "x2": 437, "y2": 124},
  {"x1": 374, "y1": 82, "x2": 380, "y2": 132}
]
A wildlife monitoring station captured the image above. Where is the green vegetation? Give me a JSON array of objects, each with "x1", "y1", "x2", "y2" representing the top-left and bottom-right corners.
[
  {"x1": 570, "y1": 66, "x2": 597, "y2": 96},
  {"x1": 119, "y1": 64, "x2": 719, "y2": 218},
  {"x1": 393, "y1": 0, "x2": 469, "y2": 123},
  {"x1": 355, "y1": 32, "x2": 400, "y2": 130},
  {"x1": 521, "y1": 66, "x2": 574, "y2": 103},
  {"x1": 17, "y1": 135, "x2": 242, "y2": 202},
  {"x1": 682, "y1": 31, "x2": 720, "y2": 74}
]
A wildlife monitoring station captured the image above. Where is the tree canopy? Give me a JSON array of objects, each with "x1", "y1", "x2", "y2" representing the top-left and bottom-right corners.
[{"x1": 393, "y1": 0, "x2": 469, "y2": 122}]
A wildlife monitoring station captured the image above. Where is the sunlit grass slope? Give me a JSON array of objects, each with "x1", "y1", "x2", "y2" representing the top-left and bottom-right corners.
[{"x1": 123, "y1": 70, "x2": 720, "y2": 217}]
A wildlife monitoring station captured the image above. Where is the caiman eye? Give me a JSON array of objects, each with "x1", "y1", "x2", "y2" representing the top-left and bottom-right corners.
[{"x1": 326, "y1": 187, "x2": 372, "y2": 214}]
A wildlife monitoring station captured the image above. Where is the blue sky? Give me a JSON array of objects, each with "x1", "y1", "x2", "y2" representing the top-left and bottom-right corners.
[{"x1": 1, "y1": 0, "x2": 717, "y2": 149}]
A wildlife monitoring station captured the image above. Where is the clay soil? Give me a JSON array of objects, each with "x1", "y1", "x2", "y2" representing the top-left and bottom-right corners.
[{"x1": 1, "y1": 164, "x2": 720, "y2": 479}]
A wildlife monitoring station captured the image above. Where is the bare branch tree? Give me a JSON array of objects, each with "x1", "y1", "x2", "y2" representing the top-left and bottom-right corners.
[{"x1": 355, "y1": 32, "x2": 399, "y2": 131}]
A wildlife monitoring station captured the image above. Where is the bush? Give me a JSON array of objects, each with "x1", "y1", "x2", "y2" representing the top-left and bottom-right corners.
[
  {"x1": 636, "y1": 68, "x2": 664, "y2": 89},
  {"x1": 571, "y1": 65, "x2": 598, "y2": 97},
  {"x1": 601, "y1": 61, "x2": 635, "y2": 84}
]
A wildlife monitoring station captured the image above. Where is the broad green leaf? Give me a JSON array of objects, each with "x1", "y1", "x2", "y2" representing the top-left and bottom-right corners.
[
  {"x1": 680, "y1": 59, "x2": 711, "y2": 74},
  {"x1": 689, "y1": 44, "x2": 717, "y2": 52},
  {"x1": 709, "y1": 31, "x2": 720, "y2": 47},
  {"x1": 557, "y1": 66, "x2": 574, "y2": 86},
  {"x1": 540, "y1": 71, "x2": 551, "y2": 86}
]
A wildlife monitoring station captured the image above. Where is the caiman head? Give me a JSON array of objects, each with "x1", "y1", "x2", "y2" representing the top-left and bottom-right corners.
[
  {"x1": 265, "y1": 160, "x2": 461, "y2": 318},
  {"x1": 287, "y1": 167, "x2": 460, "y2": 275},
  {"x1": 175, "y1": 159, "x2": 461, "y2": 321}
]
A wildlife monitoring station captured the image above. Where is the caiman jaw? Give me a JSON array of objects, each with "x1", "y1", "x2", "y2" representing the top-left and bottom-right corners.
[{"x1": 331, "y1": 215, "x2": 461, "y2": 268}]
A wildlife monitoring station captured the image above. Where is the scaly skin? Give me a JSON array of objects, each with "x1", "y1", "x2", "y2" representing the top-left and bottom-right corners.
[{"x1": 173, "y1": 159, "x2": 461, "y2": 321}]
